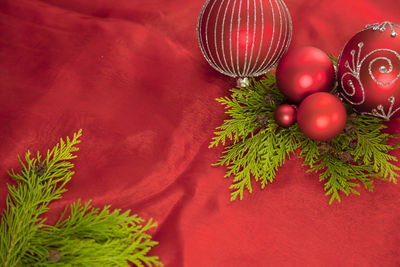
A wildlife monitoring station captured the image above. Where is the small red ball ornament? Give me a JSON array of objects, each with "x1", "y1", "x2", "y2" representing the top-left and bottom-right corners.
[
  {"x1": 297, "y1": 92, "x2": 347, "y2": 141},
  {"x1": 337, "y1": 21, "x2": 400, "y2": 120},
  {"x1": 274, "y1": 104, "x2": 296, "y2": 127},
  {"x1": 197, "y1": 0, "x2": 292, "y2": 78},
  {"x1": 276, "y1": 46, "x2": 335, "y2": 103}
]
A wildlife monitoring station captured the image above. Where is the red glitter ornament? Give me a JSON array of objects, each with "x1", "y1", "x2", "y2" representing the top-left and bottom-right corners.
[
  {"x1": 274, "y1": 104, "x2": 296, "y2": 128},
  {"x1": 297, "y1": 92, "x2": 347, "y2": 141},
  {"x1": 276, "y1": 46, "x2": 335, "y2": 103},
  {"x1": 337, "y1": 21, "x2": 400, "y2": 120},
  {"x1": 197, "y1": 0, "x2": 292, "y2": 78}
]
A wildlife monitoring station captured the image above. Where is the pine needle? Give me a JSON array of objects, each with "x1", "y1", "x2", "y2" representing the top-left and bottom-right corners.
[
  {"x1": 0, "y1": 130, "x2": 163, "y2": 266},
  {"x1": 210, "y1": 74, "x2": 400, "y2": 203}
]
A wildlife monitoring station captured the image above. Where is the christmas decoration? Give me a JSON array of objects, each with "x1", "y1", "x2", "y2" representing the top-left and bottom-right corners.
[
  {"x1": 197, "y1": 0, "x2": 292, "y2": 79},
  {"x1": 338, "y1": 21, "x2": 400, "y2": 120},
  {"x1": 274, "y1": 104, "x2": 296, "y2": 127},
  {"x1": 210, "y1": 72, "x2": 400, "y2": 204},
  {"x1": 317, "y1": 142, "x2": 331, "y2": 154},
  {"x1": 297, "y1": 92, "x2": 347, "y2": 141},
  {"x1": 0, "y1": 130, "x2": 163, "y2": 267},
  {"x1": 257, "y1": 114, "x2": 269, "y2": 127},
  {"x1": 276, "y1": 46, "x2": 335, "y2": 103}
]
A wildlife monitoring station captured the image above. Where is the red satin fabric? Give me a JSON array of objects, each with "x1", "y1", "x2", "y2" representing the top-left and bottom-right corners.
[{"x1": 0, "y1": 0, "x2": 399, "y2": 266}]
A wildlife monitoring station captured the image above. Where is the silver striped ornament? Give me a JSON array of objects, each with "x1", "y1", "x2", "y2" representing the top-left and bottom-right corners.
[{"x1": 197, "y1": 0, "x2": 292, "y2": 79}]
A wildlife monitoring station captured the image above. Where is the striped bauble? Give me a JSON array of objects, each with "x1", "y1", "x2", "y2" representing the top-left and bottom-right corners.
[{"x1": 197, "y1": 0, "x2": 292, "y2": 79}]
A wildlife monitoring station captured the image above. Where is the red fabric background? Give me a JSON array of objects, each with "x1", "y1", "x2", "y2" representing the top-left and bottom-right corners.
[{"x1": 1, "y1": 0, "x2": 400, "y2": 266}]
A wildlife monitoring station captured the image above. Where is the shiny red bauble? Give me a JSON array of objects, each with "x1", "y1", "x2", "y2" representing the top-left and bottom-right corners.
[
  {"x1": 297, "y1": 92, "x2": 347, "y2": 141},
  {"x1": 337, "y1": 21, "x2": 400, "y2": 120},
  {"x1": 276, "y1": 46, "x2": 335, "y2": 103},
  {"x1": 197, "y1": 0, "x2": 292, "y2": 78},
  {"x1": 274, "y1": 104, "x2": 296, "y2": 128}
]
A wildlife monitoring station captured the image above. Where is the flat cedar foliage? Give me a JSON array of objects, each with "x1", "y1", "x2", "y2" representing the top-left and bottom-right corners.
[
  {"x1": 0, "y1": 130, "x2": 163, "y2": 267},
  {"x1": 210, "y1": 73, "x2": 400, "y2": 203}
]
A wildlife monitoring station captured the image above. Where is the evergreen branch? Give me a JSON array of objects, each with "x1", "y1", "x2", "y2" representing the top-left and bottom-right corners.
[
  {"x1": 1, "y1": 130, "x2": 82, "y2": 267},
  {"x1": 211, "y1": 75, "x2": 301, "y2": 201},
  {"x1": 210, "y1": 73, "x2": 400, "y2": 203},
  {"x1": 22, "y1": 201, "x2": 162, "y2": 267},
  {"x1": 0, "y1": 130, "x2": 163, "y2": 266},
  {"x1": 353, "y1": 117, "x2": 399, "y2": 182}
]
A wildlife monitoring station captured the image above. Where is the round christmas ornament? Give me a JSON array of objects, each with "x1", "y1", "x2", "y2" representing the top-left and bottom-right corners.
[
  {"x1": 297, "y1": 92, "x2": 347, "y2": 141},
  {"x1": 338, "y1": 21, "x2": 400, "y2": 120},
  {"x1": 197, "y1": 0, "x2": 292, "y2": 79},
  {"x1": 274, "y1": 104, "x2": 296, "y2": 127},
  {"x1": 276, "y1": 46, "x2": 335, "y2": 103}
]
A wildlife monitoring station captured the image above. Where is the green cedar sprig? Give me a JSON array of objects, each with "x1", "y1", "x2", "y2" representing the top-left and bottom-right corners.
[
  {"x1": 0, "y1": 130, "x2": 163, "y2": 266},
  {"x1": 210, "y1": 73, "x2": 400, "y2": 203}
]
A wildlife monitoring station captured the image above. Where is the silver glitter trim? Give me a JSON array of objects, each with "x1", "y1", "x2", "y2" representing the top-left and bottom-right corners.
[
  {"x1": 252, "y1": 0, "x2": 292, "y2": 77},
  {"x1": 368, "y1": 52, "x2": 400, "y2": 86},
  {"x1": 270, "y1": 2, "x2": 289, "y2": 70},
  {"x1": 197, "y1": 0, "x2": 292, "y2": 78},
  {"x1": 247, "y1": 0, "x2": 266, "y2": 75},
  {"x1": 366, "y1": 21, "x2": 400, "y2": 37},
  {"x1": 205, "y1": 0, "x2": 225, "y2": 74},
  {"x1": 236, "y1": 0, "x2": 241, "y2": 75},
  {"x1": 221, "y1": 0, "x2": 232, "y2": 74},
  {"x1": 243, "y1": 0, "x2": 257, "y2": 76},
  {"x1": 197, "y1": 0, "x2": 235, "y2": 77},
  {"x1": 229, "y1": 0, "x2": 238, "y2": 77},
  {"x1": 241, "y1": 0, "x2": 250, "y2": 77},
  {"x1": 214, "y1": 0, "x2": 229, "y2": 74},
  {"x1": 362, "y1": 96, "x2": 400, "y2": 121},
  {"x1": 254, "y1": 0, "x2": 277, "y2": 75},
  {"x1": 340, "y1": 41, "x2": 400, "y2": 120}
]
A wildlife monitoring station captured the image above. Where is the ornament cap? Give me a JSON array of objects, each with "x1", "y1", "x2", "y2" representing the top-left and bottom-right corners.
[{"x1": 237, "y1": 77, "x2": 250, "y2": 88}]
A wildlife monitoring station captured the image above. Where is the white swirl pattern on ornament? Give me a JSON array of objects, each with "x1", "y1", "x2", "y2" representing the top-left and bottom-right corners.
[
  {"x1": 365, "y1": 21, "x2": 400, "y2": 37},
  {"x1": 341, "y1": 42, "x2": 366, "y2": 105},
  {"x1": 363, "y1": 95, "x2": 400, "y2": 120},
  {"x1": 340, "y1": 29, "x2": 400, "y2": 120},
  {"x1": 368, "y1": 52, "x2": 400, "y2": 86}
]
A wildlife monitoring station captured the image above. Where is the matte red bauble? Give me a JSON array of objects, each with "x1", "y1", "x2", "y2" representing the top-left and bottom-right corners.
[
  {"x1": 276, "y1": 46, "x2": 335, "y2": 103},
  {"x1": 197, "y1": 0, "x2": 292, "y2": 78},
  {"x1": 274, "y1": 104, "x2": 296, "y2": 127},
  {"x1": 337, "y1": 21, "x2": 400, "y2": 120},
  {"x1": 297, "y1": 92, "x2": 347, "y2": 141}
]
